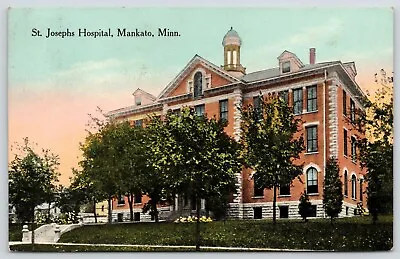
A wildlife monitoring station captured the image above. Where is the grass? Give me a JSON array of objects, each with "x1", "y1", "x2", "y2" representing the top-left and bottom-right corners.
[{"x1": 54, "y1": 215, "x2": 393, "y2": 252}]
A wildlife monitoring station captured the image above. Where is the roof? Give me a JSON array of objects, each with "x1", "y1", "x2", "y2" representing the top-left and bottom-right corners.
[
  {"x1": 240, "y1": 61, "x2": 339, "y2": 83},
  {"x1": 222, "y1": 27, "x2": 242, "y2": 46}
]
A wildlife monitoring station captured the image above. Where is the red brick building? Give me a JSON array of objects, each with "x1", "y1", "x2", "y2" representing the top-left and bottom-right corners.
[{"x1": 107, "y1": 28, "x2": 367, "y2": 221}]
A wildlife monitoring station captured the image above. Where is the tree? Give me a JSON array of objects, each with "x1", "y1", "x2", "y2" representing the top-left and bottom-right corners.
[
  {"x1": 240, "y1": 95, "x2": 305, "y2": 224},
  {"x1": 357, "y1": 69, "x2": 393, "y2": 223},
  {"x1": 150, "y1": 108, "x2": 241, "y2": 251},
  {"x1": 8, "y1": 137, "x2": 60, "y2": 248},
  {"x1": 323, "y1": 157, "x2": 343, "y2": 224},
  {"x1": 140, "y1": 115, "x2": 177, "y2": 223},
  {"x1": 298, "y1": 192, "x2": 312, "y2": 222},
  {"x1": 80, "y1": 120, "x2": 126, "y2": 224},
  {"x1": 118, "y1": 123, "x2": 147, "y2": 222}
]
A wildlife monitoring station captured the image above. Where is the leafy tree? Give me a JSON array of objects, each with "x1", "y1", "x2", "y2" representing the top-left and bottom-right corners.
[
  {"x1": 80, "y1": 120, "x2": 126, "y2": 223},
  {"x1": 241, "y1": 95, "x2": 305, "y2": 224},
  {"x1": 140, "y1": 115, "x2": 177, "y2": 223},
  {"x1": 298, "y1": 192, "x2": 312, "y2": 222},
  {"x1": 357, "y1": 69, "x2": 393, "y2": 223},
  {"x1": 151, "y1": 108, "x2": 241, "y2": 251},
  {"x1": 8, "y1": 137, "x2": 60, "y2": 247},
  {"x1": 323, "y1": 157, "x2": 343, "y2": 224},
  {"x1": 118, "y1": 122, "x2": 147, "y2": 222}
]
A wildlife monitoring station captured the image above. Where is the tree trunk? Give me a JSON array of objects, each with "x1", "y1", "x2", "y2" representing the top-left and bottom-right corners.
[
  {"x1": 31, "y1": 210, "x2": 35, "y2": 251},
  {"x1": 93, "y1": 198, "x2": 97, "y2": 223},
  {"x1": 128, "y1": 193, "x2": 134, "y2": 222},
  {"x1": 195, "y1": 197, "x2": 201, "y2": 251},
  {"x1": 273, "y1": 184, "x2": 277, "y2": 225},
  {"x1": 107, "y1": 194, "x2": 112, "y2": 224},
  {"x1": 48, "y1": 201, "x2": 51, "y2": 223},
  {"x1": 151, "y1": 199, "x2": 159, "y2": 223},
  {"x1": 330, "y1": 216, "x2": 333, "y2": 225}
]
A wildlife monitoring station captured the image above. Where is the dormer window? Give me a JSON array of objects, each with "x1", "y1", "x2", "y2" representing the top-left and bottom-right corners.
[
  {"x1": 193, "y1": 72, "x2": 203, "y2": 98},
  {"x1": 282, "y1": 61, "x2": 291, "y2": 73},
  {"x1": 135, "y1": 96, "x2": 142, "y2": 106}
]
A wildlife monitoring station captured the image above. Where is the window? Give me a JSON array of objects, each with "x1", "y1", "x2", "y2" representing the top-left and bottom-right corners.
[
  {"x1": 306, "y1": 126, "x2": 318, "y2": 152},
  {"x1": 135, "y1": 96, "x2": 142, "y2": 106},
  {"x1": 101, "y1": 205, "x2": 104, "y2": 212},
  {"x1": 282, "y1": 61, "x2": 290, "y2": 73},
  {"x1": 350, "y1": 99, "x2": 355, "y2": 122},
  {"x1": 227, "y1": 50, "x2": 231, "y2": 65},
  {"x1": 253, "y1": 207, "x2": 262, "y2": 219},
  {"x1": 279, "y1": 206, "x2": 289, "y2": 218},
  {"x1": 344, "y1": 170, "x2": 348, "y2": 196},
  {"x1": 195, "y1": 104, "x2": 205, "y2": 117},
  {"x1": 253, "y1": 174, "x2": 264, "y2": 197},
  {"x1": 360, "y1": 179, "x2": 364, "y2": 202},
  {"x1": 233, "y1": 51, "x2": 237, "y2": 65},
  {"x1": 193, "y1": 72, "x2": 203, "y2": 98},
  {"x1": 343, "y1": 90, "x2": 347, "y2": 116},
  {"x1": 343, "y1": 129, "x2": 348, "y2": 156},
  {"x1": 134, "y1": 212, "x2": 140, "y2": 221},
  {"x1": 351, "y1": 137, "x2": 357, "y2": 162},
  {"x1": 117, "y1": 213, "x2": 123, "y2": 222},
  {"x1": 307, "y1": 85, "x2": 317, "y2": 112},
  {"x1": 135, "y1": 119, "x2": 143, "y2": 128},
  {"x1": 279, "y1": 183, "x2": 290, "y2": 196},
  {"x1": 172, "y1": 109, "x2": 181, "y2": 115},
  {"x1": 351, "y1": 175, "x2": 357, "y2": 200},
  {"x1": 279, "y1": 90, "x2": 289, "y2": 104},
  {"x1": 293, "y1": 88, "x2": 303, "y2": 115},
  {"x1": 306, "y1": 167, "x2": 318, "y2": 194},
  {"x1": 134, "y1": 192, "x2": 142, "y2": 204},
  {"x1": 118, "y1": 193, "x2": 125, "y2": 205},
  {"x1": 219, "y1": 99, "x2": 228, "y2": 121},
  {"x1": 253, "y1": 96, "x2": 262, "y2": 120}
]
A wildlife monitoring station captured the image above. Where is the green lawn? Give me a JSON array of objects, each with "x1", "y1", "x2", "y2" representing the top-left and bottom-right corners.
[
  {"x1": 54, "y1": 215, "x2": 392, "y2": 251},
  {"x1": 9, "y1": 223, "x2": 24, "y2": 242}
]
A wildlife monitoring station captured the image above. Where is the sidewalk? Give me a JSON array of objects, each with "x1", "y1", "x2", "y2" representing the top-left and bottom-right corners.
[{"x1": 9, "y1": 241, "x2": 313, "y2": 252}]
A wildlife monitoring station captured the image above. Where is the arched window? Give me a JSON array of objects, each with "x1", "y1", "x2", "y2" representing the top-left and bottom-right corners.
[
  {"x1": 360, "y1": 178, "x2": 363, "y2": 202},
  {"x1": 351, "y1": 175, "x2": 357, "y2": 200},
  {"x1": 344, "y1": 170, "x2": 348, "y2": 196},
  {"x1": 193, "y1": 72, "x2": 202, "y2": 98},
  {"x1": 306, "y1": 167, "x2": 318, "y2": 194}
]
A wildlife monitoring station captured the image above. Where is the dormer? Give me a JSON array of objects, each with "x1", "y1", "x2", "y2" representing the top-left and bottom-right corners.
[
  {"x1": 132, "y1": 88, "x2": 156, "y2": 106},
  {"x1": 277, "y1": 50, "x2": 304, "y2": 74},
  {"x1": 343, "y1": 62, "x2": 357, "y2": 80}
]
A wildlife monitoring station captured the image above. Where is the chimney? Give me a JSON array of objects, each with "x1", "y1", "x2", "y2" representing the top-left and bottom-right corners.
[{"x1": 309, "y1": 48, "x2": 316, "y2": 65}]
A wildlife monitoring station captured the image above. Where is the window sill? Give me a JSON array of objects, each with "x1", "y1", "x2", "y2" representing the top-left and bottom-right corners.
[
  {"x1": 252, "y1": 196, "x2": 264, "y2": 199},
  {"x1": 305, "y1": 151, "x2": 319, "y2": 155},
  {"x1": 303, "y1": 110, "x2": 318, "y2": 115},
  {"x1": 117, "y1": 204, "x2": 125, "y2": 207},
  {"x1": 344, "y1": 155, "x2": 348, "y2": 159},
  {"x1": 134, "y1": 203, "x2": 142, "y2": 205},
  {"x1": 307, "y1": 193, "x2": 319, "y2": 196},
  {"x1": 278, "y1": 195, "x2": 291, "y2": 197}
]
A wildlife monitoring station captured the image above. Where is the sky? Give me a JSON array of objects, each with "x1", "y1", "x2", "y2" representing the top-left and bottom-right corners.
[{"x1": 8, "y1": 8, "x2": 393, "y2": 185}]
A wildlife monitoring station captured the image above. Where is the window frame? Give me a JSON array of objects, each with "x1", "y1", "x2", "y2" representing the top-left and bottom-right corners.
[
  {"x1": 194, "y1": 104, "x2": 205, "y2": 117},
  {"x1": 306, "y1": 125, "x2": 318, "y2": 153},
  {"x1": 219, "y1": 99, "x2": 229, "y2": 122},
  {"x1": 344, "y1": 170, "x2": 348, "y2": 197},
  {"x1": 193, "y1": 72, "x2": 203, "y2": 98},
  {"x1": 306, "y1": 85, "x2": 317, "y2": 112},
  {"x1": 351, "y1": 175, "x2": 357, "y2": 200},
  {"x1": 350, "y1": 99, "x2": 356, "y2": 122},
  {"x1": 306, "y1": 167, "x2": 318, "y2": 194},
  {"x1": 351, "y1": 136, "x2": 357, "y2": 162},
  {"x1": 344, "y1": 129, "x2": 348, "y2": 156},
  {"x1": 253, "y1": 173, "x2": 264, "y2": 197},
  {"x1": 343, "y1": 90, "x2": 347, "y2": 116},
  {"x1": 282, "y1": 61, "x2": 291, "y2": 73},
  {"x1": 279, "y1": 90, "x2": 289, "y2": 104},
  {"x1": 293, "y1": 88, "x2": 303, "y2": 115},
  {"x1": 279, "y1": 183, "x2": 291, "y2": 196},
  {"x1": 360, "y1": 178, "x2": 364, "y2": 202}
]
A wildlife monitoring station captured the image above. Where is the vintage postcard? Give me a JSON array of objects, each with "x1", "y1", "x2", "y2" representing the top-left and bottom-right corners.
[{"x1": 8, "y1": 8, "x2": 393, "y2": 252}]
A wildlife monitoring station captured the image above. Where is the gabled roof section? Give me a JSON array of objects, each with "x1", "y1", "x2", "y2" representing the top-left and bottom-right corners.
[
  {"x1": 157, "y1": 55, "x2": 241, "y2": 100},
  {"x1": 132, "y1": 88, "x2": 156, "y2": 101},
  {"x1": 277, "y1": 50, "x2": 297, "y2": 60}
]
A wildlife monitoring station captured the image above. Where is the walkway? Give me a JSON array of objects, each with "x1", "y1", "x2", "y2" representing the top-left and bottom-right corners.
[
  {"x1": 22, "y1": 223, "x2": 83, "y2": 243},
  {"x1": 9, "y1": 241, "x2": 314, "y2": 251}
]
